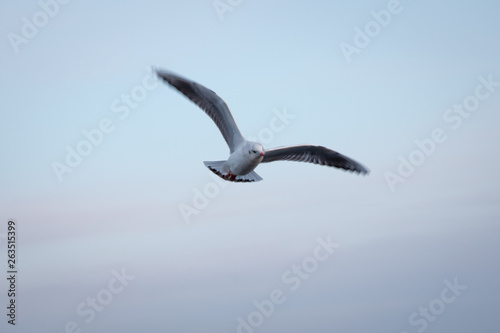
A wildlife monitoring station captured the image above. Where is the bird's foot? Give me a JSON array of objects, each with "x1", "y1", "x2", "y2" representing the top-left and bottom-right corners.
[{"x1": 224, "y1": 171, "x2": 237, "y2": 181}]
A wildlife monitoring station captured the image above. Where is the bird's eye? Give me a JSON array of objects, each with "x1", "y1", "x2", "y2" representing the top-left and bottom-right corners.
[
  {"x1": 252, "y1": 150, "x2": 256, "y2": 153},
  {"x1": 249, "y1": 150, "x2": 251, "y2": 154}
]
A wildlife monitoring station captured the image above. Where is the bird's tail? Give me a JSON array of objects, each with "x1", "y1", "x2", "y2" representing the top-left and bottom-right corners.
[{"x1": 203, "y1": 161, "x2": 263, "y2": 183}]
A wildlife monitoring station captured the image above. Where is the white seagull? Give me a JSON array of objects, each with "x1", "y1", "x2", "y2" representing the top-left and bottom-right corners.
[{"x1": 156, "y1": 69, "x2": 369, "y2": 182}]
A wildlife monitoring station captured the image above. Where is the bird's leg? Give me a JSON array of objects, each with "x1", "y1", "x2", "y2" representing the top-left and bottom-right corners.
[{"x1": 224, "y1": 171, "x2": 237, "y2": 181}]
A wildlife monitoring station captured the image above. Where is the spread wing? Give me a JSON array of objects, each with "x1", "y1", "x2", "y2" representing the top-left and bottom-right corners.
[
  {"x1": 262, "y1": 145, "x2": 369, "y2": 174},
  {"x1": 156, "y1": 69, "x2": 245, "y2": 153}
]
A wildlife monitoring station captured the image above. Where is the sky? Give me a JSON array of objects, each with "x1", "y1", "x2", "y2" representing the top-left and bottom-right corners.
[{"x1": 1, "y1": 0, "x2": 499, "y2": 332}]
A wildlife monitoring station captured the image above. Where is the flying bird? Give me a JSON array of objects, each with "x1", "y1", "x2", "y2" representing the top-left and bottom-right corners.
[{"x1": 156, "y1": 69, "x2": 369, "y2": 182}]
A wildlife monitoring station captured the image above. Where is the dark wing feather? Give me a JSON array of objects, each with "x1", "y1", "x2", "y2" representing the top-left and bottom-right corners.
[
  {"x1": 262, "y1": 145, "x2": 369, "y2": 174},
  {"x1": 156, "y1": 69, "x2": 245, "y2": 153}
]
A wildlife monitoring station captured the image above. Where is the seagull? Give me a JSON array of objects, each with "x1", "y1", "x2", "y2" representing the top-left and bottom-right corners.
[{"x1": 156, "y1": 69, "x2": 369, "y2": 182}]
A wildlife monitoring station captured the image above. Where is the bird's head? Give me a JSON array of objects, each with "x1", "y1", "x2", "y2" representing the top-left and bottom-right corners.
[{"x1": 248, "y1": 142, "x2": 265, "y2": 159}]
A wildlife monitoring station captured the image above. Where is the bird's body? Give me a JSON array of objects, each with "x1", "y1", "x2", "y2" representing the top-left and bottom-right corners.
[
  {"x1": 155, "y1": 69, "x2": 369, "y2": 182},
  {"x1": 204, "y1": 141, "x2": 265, "y2": 182},
  {"x1": 226, "y1": 141, "x2": 265, "y2": 176}
]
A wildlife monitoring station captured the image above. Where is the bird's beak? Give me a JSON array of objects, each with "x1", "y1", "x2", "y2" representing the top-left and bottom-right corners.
[{"x1": 260, "y1": 152, "x2": 265, "y2": 157}]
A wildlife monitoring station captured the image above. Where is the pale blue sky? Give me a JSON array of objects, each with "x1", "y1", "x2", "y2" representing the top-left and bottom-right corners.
[{"x1": 1, "y1": 0, "x2": 499, "y2": 332}]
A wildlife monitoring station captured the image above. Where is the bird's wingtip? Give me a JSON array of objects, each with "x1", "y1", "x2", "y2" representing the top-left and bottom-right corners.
[
  {"x1": 151, "y1": 65, "x2": 162, "y2": 75},
  {"x1": 359, "y1": 167, "x2": 370, "y2": 176},
  {"x1": 154, "y1": 68, "x2": 180, "y2": 82}
]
